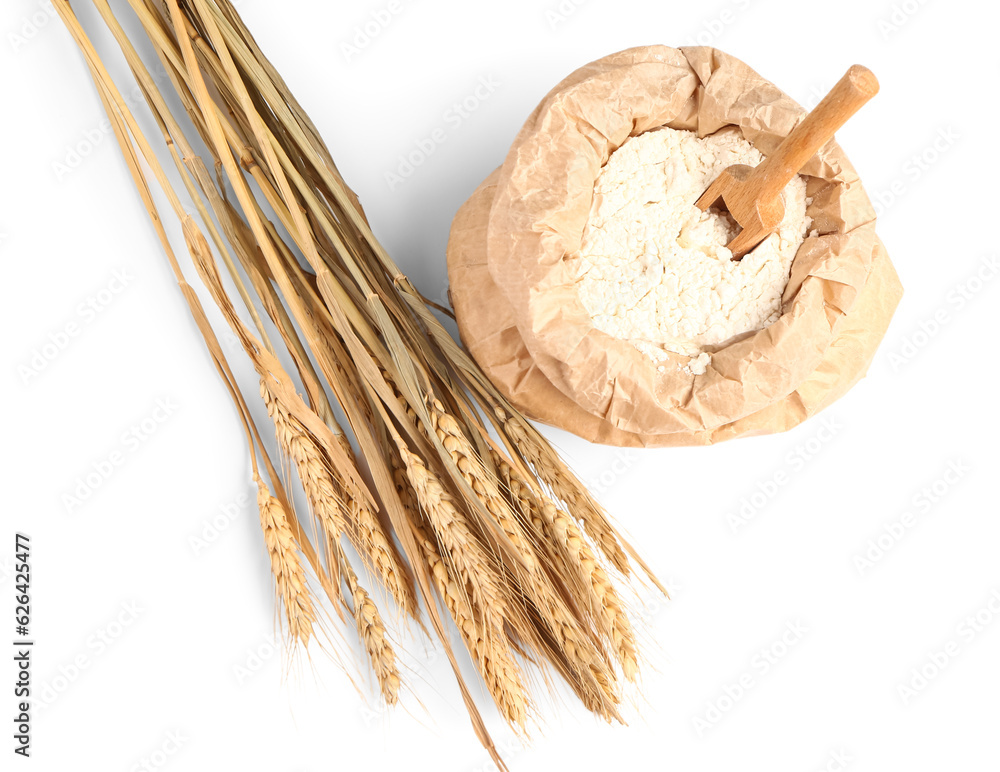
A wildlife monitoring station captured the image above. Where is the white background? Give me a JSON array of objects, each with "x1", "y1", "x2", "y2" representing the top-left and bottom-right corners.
[{"x1": 3, "y1": 0, "x2": 998, "y2": 770}]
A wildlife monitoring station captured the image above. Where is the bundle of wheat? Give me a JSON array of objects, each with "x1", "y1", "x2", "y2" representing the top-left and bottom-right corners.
[{"x1": 52, "y1": 1, "x2": 665, "y2": 765}]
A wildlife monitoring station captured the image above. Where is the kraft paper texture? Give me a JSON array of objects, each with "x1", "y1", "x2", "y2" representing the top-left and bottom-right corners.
[{"x1": 447, "y1": 46, "x2": 902, "y2": 447}]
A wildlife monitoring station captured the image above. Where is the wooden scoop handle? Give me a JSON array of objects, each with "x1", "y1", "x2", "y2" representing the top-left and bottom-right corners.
[{"x1": 749, "y1": 65, "x2": 879, "y2": 202}]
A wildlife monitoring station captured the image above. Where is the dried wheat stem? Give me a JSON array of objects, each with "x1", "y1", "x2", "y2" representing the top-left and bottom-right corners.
[
  {"x1": 491, "y1": 449, "x2": 639, "y2": 681},
  {"x1": 352, "y1": 500, "x2": 416, "y2": 615},
  {"x1": 493, "y1": 452, "x2": 549, "y2": 544},
  {"x1": 494, "y1": 406, "x2": 631, "y2": 575},
  {"x1": 55, "y1": 2, "x2": 662, "y2": 760},
  {"x1": 539, "y1": 500, "x2": 638, "y2": 681},
  {"x1": 393, "y1": 438, "x2": 534, "y2": 718},
  {"x1": 349, "y1": 501, "x2": 419, "y2": 617},
  {"x1": 260, "y1": 375, "x2": 349, "y2": 573},
  {"x1": 411, "y1": 521, "x2": 529, "y2": 727},
  {"x1": 428, "y1": 398, "x2": 537, "y2": 573},
  {"x1": 255, "y1": 474, "x2": 316, "y2": 646},
  {"x1": 396, "y1": 446, "x2": 506, "y2": 618},
  {"x1": 334, "y1": 434, "x2": 416, "y2": 617},
  {"x1": 390, "y1": 451, "x2": 421, "y2": 520},
  {"x1": 339, "y1": 550, "x2": 401, "y2": 705},
  {"x1": 533, "y1": 577, "x2": 620, "y2": 705}
]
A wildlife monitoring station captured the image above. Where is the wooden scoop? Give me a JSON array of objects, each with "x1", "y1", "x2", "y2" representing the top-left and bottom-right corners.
[{"x1": 695, "y1": 65, "x2": 879, "y2": 260}]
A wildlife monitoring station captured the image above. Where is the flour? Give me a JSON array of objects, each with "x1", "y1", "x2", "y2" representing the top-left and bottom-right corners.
[{"x1": 576, "y1": 126, "x2": 810, "y2": 374}]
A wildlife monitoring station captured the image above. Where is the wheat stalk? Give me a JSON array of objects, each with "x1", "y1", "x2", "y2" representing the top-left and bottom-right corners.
[
  {"x1": 411, "y1": 519, "x2": 529, "y2": 727},
  {"x1": 51, "y1": 2, "x2": 668, "y2": 765},
  {"x1": 538, "y1": 500, "x2": 639, "y2": 681},
  {"x1": 260, "y1": 375, "x2": 349, "y2": 566},
  {"x1": 493, "y1": 405, "x2": 633, "y2": 574},
  {"x1": 255, "y1": 474, "x2": 316, "y2": 646},
  {"x1": 333, "y1": 435, "x2": 417, "y2": 618},
  {"x1": 396, "y1": 445, "x2": 508, "y2": 620},
  {"x1": 490, "y1": 449, "x2": 639, "y2": 675},
  {"x1": 339, "y1": 549, "x2": 401, "y2": 705},
  {"x1": 428, "y1": 398, "x2": 538, "y2": 573}
]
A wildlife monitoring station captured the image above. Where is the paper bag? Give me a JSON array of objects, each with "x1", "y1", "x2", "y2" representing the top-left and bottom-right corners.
[{"x1": 447, "y1": 46, "x2": 902, "y2": 447}]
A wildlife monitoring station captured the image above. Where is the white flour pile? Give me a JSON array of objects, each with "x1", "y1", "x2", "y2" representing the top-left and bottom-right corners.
[{"x1": 576, "y1": 126, "x2": 811, "y2": 375}]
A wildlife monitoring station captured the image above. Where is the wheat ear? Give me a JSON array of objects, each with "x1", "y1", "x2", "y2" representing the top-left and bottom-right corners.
[
  {"x1": 428, "y1": 397, "x2": 537, "y2": 572},
  {"x1": 255, "y1": 474, "x2": 316, "y2": 646},
  {"x1": 260, "y1": 375, "x2": 349, "y2": 576},
  {"x1": 335, "y1": 433, "x2": 417, "y2": 617},
  {"x1": 494, "y1": 406, "x2": 631, "y2": 574},
  {"x1": 492, "y1": 450, "x2": 638, "y2": 681},
  {"x1": 411, "y1": 519, "x2": 529, "y2": 727},
  {"x1": 338, "y1": 550, "x2": 401, "y2": 705}
]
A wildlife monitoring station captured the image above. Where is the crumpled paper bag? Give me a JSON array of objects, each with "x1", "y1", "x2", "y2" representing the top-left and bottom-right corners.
[{"x1": 447, "y1": 46, "x2": 902, "y2": 447}]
